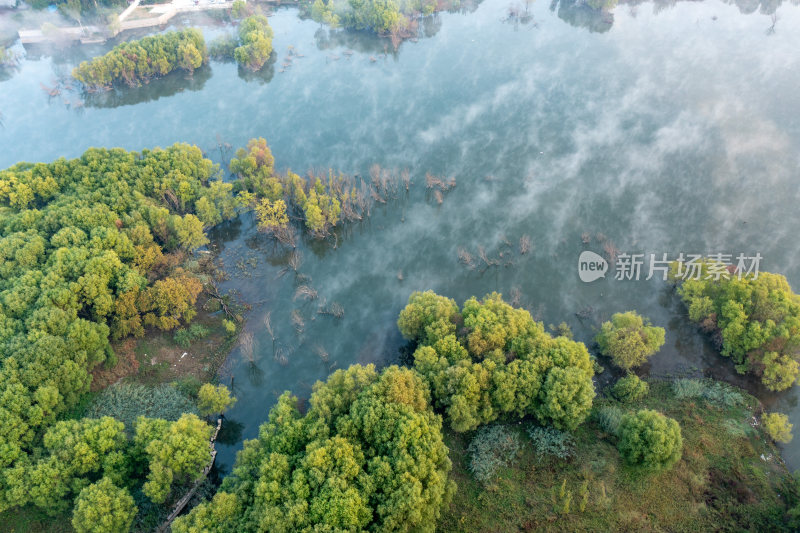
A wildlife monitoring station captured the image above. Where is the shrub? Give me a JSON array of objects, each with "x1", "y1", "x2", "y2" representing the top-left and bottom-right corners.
[
  {"x1": 618, "y1": 409, "x2": 682, "y2": 470},
  {"x1": 672, "y1": 379, "x2": 744, "y2": 406},
  {"x1": 174, "y1": 323, "x2": 210, "y2": 348},
  {"x1": 763, "y1": 412, "x2": 793, "y2": 443},
  {"x1": 611, "y1": 374, "x2": 649, "y2": 403},
  {"x1": 468, "y1": 424, "x2": 521, "y2": 483},
  {"x1": 174, "y1": 375, "x2": 203, "y2": 398},
  {"x1": 595, "y1": 311, "x2": 665, "y2": 370},
  {"x1": 527, "y1": 426, "x2": 574, "y2": 459},
  {"x1": 595, "y1": 405, "x2": 623, "y2": 436},
  {"x1": 85, "y1": 383, "x2": 197, "y2": 433},
  {"x1": 702, "y1": 382, "x2": 743, "y2": 406},
  {"x1": 672, "y1": 378, "x2": 705, "y2": 399},
  {"x1": 223, "y1": 318, "x2": 237, "y2": 335}
]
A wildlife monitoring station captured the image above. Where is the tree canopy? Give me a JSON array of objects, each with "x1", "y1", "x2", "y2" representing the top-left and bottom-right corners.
[
  {"x1": 617, "y1": 409, "x2": 683, "y2": 471},
  {"x1": 71, "y1": 477, "x2": 138, "y2": 533},
  {"x1": 401, "y1": 291, "x2": 596, "y2": 432},
  {"x1": 310, "y1": 0, "x2": 440, "y2": 37},
  {"x1": 595, "y1": 311, "x2": 665, "y2": 371},
  {"x1": 173, "y1": 364, "x2": 454, "y2": 532},
  {"x1": 672, "y1": 261, "x2": 800, "y2": 391},
  {"x1": 0, "y1": 144, "x2": 238, "y2": 523},
  {"x1": 73, "y1": 30, "x2": 208, "y2": 89},
  {"x1": 233, "y1": 15, "x2": 275, "y2": 71}
]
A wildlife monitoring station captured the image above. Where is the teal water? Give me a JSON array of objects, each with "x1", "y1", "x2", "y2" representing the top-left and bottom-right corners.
[{"x1": 2, "y1": 0, "x2": 800, "y2": 470}]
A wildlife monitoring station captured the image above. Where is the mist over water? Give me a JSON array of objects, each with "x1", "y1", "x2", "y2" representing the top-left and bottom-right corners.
[{"x1": 2, "y1": 0, "x2": 800, "y2": 469}]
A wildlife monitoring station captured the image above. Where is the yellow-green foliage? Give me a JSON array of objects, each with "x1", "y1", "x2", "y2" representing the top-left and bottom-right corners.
[
  {"x1": 310, "y1": 0, "x2": 440, "y2": 34},
  {"x1": 618, "y1": 409, "x2": 682, "y2": 470},
  {"x1": 611, "y1": 374, "x2": 649, "y2": 403},
  {"x1": 397, "y1": 290, "x2": 459, "y2": 344},
  {"x1": 71, "y1": 477, "x2": 137, "y2": 533},
  {"x1": 173, "y1": 365, "x2": 455, "y2": 532},
  {"x1": 595, "y1": 311, "x2": 665, "y2": 370},
  {"x1": 73, "y1": 29, "x2": 208, "y2": 88},
  {"x1": 403, "y1": 291, "x2": 595, "y2": 432},
  {"x1": 763, "y1": 412, "x2": 793, "y2": 443},
  {"x1": 197, "y1": 384, "x2": 237, "y2": 417},
  {"x1": 233, "y1": 15, "x2": 274, "y2": 71},
  {"x1": 674, "y1": 261, "x2": 800, "y2": 391},
  {"x1": 230, "y1": 138, "x2": 354, "y2": 237},
  {"x1": 135, "y1": 414, "x2": 214, "y2": 504},
  {"x1": 0, "y1": 144, "x2": 234, "y2": 517}
]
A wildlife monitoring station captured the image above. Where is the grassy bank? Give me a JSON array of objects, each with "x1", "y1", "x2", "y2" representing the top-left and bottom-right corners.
[{"x1": 438, "y1": 380, "x2": 796, "y2": 532}]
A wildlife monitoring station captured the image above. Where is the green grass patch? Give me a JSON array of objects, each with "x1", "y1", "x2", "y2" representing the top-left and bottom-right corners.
[{"x1": 438, "y1": 381, "x2": 796, "y2": 532}]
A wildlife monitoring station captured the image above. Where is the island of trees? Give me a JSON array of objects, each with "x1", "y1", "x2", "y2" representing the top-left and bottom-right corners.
[{"x1": 72, "y1": 29, "x2": 208, "y2": 89}]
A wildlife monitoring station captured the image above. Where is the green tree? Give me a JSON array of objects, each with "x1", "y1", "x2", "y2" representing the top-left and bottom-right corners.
[
  {"x1": 231, "y1": 0, "x2": 249, "y2": 18},
  {"x1": 197, "y1": 384, "x2": 237, "y2": 417},
  {"x1": 174, "y1": 214, "x2": 209, "y2": 250},
  {"x1": 618, "y1": 409, "x2": 682, "y2": 470},
  {"x1": 397, "y1": 290, "x2": 459, "y2": 344},
  {"x1": 71, "y1": 478, "x2": 137, "y2": 533},
  {"x1": 174, "y1": 365, "x2": 454, "y2": 532},
  {"x1": 402, "y1": 291, "x2": 595, "y2": 432},
  {"x1": 178, "y1": 42, "x2": 204, "y2": 73},
  {"x1": 672, "y1": 263, "x2": 800, "y2": 391},
  {"x1": 763, "y1": 412, "x2": 793, "y2": 443},
  {"x1": 73, "y1": 29, "x2": 208, "y2": 88},
  {"x1": 234, "y1": 15, "x2": 274, "y2": 71},
  {"x1": 595, "y1": 311, "x2": 665, "y2": 370},
  {"x1": 611, "y1": 374, "x2": 649, "y2": 403},
  {"x1": 135, "y1": 414, "x2": 213, "y2": 503}
]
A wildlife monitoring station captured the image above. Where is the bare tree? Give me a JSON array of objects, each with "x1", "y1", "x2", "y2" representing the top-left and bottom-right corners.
[
  {"x1": 294, "y1": 285, "x2": 318, "y2": 301},
  {"x1": 519, "y1": 235, "x2": 531, "y2": 255},
  {"x1": 239, "y1": 331, "x2": 255, "y2": 363},
  {"x1": 458, "y1": 247, "x2": 475, "y2": 269},
  {"x1": 291, "y1": 309, "x2": 305, "y2": 333}
]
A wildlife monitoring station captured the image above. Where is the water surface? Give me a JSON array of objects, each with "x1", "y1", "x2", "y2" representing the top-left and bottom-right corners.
[{"x1": 2, "y1": 0, "x2": 800, "y2": 470}]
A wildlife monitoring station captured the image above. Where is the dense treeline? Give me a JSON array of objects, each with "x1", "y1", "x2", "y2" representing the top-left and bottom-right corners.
[
  {"x1": 30, "y1": 0, "x2": 127, "y2": 17},
  {"x1": 399, "y1": 291, "x2": 596, "y2": 431},
  {"x1": 173, "y1": 364, "x2": 454, "y2": 532},
  {"x1": 0, "y1": 144, "x2": 239, "y2": 523},
  {"x1": 310, "y1": 0, "x2": 441, "y2": 35},
  {"x1": 671, "y1": 260, "x2": 800, "y2": 391},
  {"x1": 72, "y1": 29, "x2": 208, "y2": 89}
]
